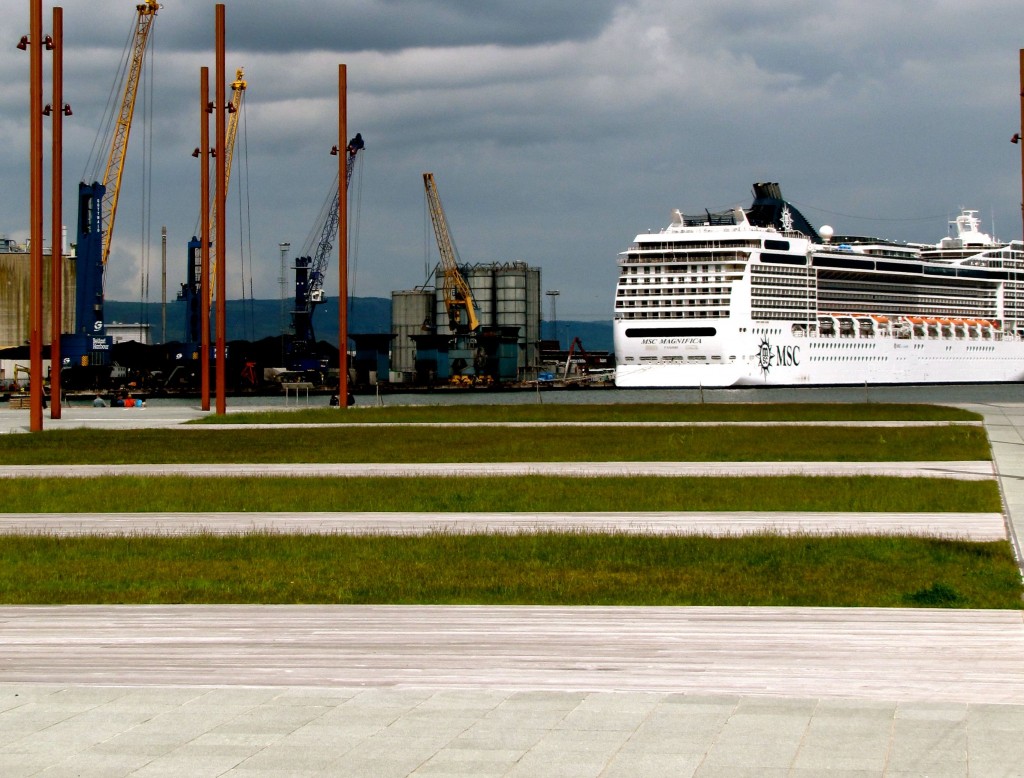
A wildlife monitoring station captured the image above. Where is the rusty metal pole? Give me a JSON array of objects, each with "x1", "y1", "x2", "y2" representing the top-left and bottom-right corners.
[
  {"x1": 49, "y1": 6, "x2": 64, "y2": 419},
  {"x1": 214, "y1": 4, "x2": 226, "y2": 414},
  {"x1": 338, "y1": 64, "x2": 348, "y2": 406},
  {"x1": 28, "y1": 0, "x2": 44, "y2": 431},
  {"x1": 199, "y1": 66, "x2": 211, "y2": 411},
  {"x1": 1019, "y1": 48, "x2": 1023, "y2": 241}
]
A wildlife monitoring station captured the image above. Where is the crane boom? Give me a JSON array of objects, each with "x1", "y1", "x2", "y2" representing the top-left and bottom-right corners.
[
  {"x1": 100, "y1": 0, "x2": 160, "y2": 267},
  {"x1": 422, "y1": 172, "x2": 479, "y2": 333}
]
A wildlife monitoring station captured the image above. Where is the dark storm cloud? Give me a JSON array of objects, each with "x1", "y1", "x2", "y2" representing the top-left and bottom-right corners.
[{"x1": 66, "y1": 0, "x2": 627, "y2": 54}]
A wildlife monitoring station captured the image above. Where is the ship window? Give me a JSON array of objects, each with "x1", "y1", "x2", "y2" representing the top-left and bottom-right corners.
[{"x1": 765, "y1": 239, "x2": 790, "y2": 251}]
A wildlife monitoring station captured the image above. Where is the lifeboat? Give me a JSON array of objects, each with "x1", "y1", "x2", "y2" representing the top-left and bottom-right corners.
[{"x1": 870, "y1": 315, "x2": 890, "y2": 324}]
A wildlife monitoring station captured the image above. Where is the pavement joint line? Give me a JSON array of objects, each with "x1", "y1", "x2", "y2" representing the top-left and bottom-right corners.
[{"x1": 0, "y1": 460, "x2": 997, "y2": 479}]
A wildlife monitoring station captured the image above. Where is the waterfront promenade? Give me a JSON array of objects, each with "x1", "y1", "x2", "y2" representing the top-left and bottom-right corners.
[{"x1": 0, "y1": 402, "x2": 1022, "y2": 776}]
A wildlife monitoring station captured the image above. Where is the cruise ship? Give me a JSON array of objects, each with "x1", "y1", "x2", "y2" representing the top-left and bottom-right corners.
[{"x1": 613, "y1": 183, "x2": 1024, "y2": 387}]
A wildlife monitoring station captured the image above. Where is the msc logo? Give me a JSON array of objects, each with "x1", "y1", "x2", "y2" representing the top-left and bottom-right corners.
[{"x1": 755, "y1": 337, "x2": 800, "y2": 377}]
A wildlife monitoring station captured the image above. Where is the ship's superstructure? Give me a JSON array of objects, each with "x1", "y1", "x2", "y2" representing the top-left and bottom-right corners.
[{"x1": 614, "y1": 183, "x2": 1024, "y2": 387}]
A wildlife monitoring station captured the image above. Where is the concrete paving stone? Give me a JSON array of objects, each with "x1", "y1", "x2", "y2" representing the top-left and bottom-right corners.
[
  {"x1": 527, "y1": 726, "x2": 632, "y2": 756},
  {"x1": 967, "y1": 703, "x2": 1024, "y2": 730},
  {"x1": 885, "y1": 746, "x2": 968, "y2": 776},
  {"x1": 377, "y1": 714, "x2": 480, "y2": 739},
  {"x1": 600, "y1": 751, "x2": 704, "y2": 777},
  {"x1": 792, "y1": 743, "x2": 889, "y2": 772},
  {"x1": 127, "y1": 754, "x2": 253, "y2": 777},
  {"x1": 802, "y1": 715, "x2": 893, "y2": 739},
  {"x1": 719, "y1": 711, "x2": 812, "y2": 737},
  {"x1": 502, "y1": 750, "x2": 614, "y2": 778},
  {"x1": 341, "y1": 734, "x2": 454, "y2": 763},
  {"x1": 554, "y1": 707, "x2": 653, "y2": 731},
  {"x1": 693, "y1": 763, "x2": 792, "y2": 778},
  {"x1": 735, "y1": 695, "x2": 820, "y2": 714},
  {"x1": 211, "y1": 704, "x2": 331, "y2": 735},
  {"x1": 266, "y1": 688, "x2": 361, "y2": 706},
  {"x1": 661, "y1": 693, "x2": 741, "y2": 706},
  {"x1": 409, "y1": 765, "x2": 511, "y2": 777},
  {"x1": 329, "y1": 755, "x2": 440, "y2": 778},
  {"x1": 500, "y1": 689, "x2": 590, "y2": 708},
  {"x1": 287, "y1": 717, "x2": 387, "y2": 740},
  {"x1": 895, "y1": 701, "x2": 969, "y2": 721},
  {"x1": 701, "y1": 733, "x2": 805, "y2": 767},
  {"x1": 448, "y1": 722, "x2": 549, "y2": 751},
  {"x1": 18, "y1": 751, "x2": 153, "y2": 778},
  {"x1": 618, "y1": 730, "x2": 718, "y2": 757},
  {"x1": 0, "y1": 750, "x2": 71, "y2": 778},
  {"x1": 232, "y1": 742, "x2": 351, "y2": 772},
  {"x1": 788, "y1": 770, "x2": 884, "y2": 778},
  {"x1": 217, "y1": 768, "x2": 326, "y2": 778},
  {"x1": 414, "y1": 688, "x2": 511, "y2": 707},
  {"x1": 410, "y1": 747, "x2": 525, "y2": 775},
  {"x1": 956, "y1": 760, "x2": 1024, "y2": 778}
]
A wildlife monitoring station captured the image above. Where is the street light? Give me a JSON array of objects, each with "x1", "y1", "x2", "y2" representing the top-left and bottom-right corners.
[
  {"x1": 278, "y1": 242, "x2": 290, "y2": 362},
  {"x1": 546, "y1": 289, "x2": 560, "y2": 347}
]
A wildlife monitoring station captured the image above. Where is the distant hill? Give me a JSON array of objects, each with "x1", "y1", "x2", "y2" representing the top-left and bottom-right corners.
[{"x1": 106, "y1": 297, "x2": 612, "y2": 352}]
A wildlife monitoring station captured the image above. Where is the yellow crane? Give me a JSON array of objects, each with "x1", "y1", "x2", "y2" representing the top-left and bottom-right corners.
[
  {"x1": 422, "y1": 172, "x2": 479, "y2": 333},
  {"x1": 208, "y1": 67, "x2": 247, "y2": 300}
]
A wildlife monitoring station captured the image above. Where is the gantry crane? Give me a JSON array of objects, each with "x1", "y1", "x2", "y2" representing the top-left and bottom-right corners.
[
  {"x1": 179, "y1": 68, "x2": 247, "y2": 345},
  {"x1": 422, "y1": 172, "x2": 479, "y2": 334},
  {"x1": 71, "y1": 0, "x2": 159, "y2": 368},
  {"x1": 290, "y1": 133, "x2": 365, "y2": 363}
]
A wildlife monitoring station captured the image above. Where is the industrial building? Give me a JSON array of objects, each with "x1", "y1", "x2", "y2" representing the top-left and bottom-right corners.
[
  {"x1": 0, "y1": 237, "x2": 76, "y2": 350},
  {"x1": 390, "y1": 260, "x2": 542, "y2": 385}
]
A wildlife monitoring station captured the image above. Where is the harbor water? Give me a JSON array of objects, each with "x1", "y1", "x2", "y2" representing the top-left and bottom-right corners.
[{"x1": 67, "y1": 383, "x2": 1024, "y2": 411}]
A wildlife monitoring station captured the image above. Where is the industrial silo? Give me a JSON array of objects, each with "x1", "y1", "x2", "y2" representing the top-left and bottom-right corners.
[
  {"x1": 390, "y1": 289, "x2": 433, "y2": 382},
  {"x1": 466, "y1": 265, "x2": 494, "y2": 329},
  {"x1": 495, "y1": 261, "x2": 542, "y2": 374}
]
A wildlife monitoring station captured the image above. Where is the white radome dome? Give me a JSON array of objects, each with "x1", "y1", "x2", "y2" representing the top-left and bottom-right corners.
[{"x1": 819, "y1": 225, "x2": 834, "y2": 243}]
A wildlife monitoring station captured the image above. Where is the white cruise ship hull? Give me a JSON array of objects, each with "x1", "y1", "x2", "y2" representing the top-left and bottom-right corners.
[{"x1": 615, "y1": 322, "x2": 1024, "y2": 387}]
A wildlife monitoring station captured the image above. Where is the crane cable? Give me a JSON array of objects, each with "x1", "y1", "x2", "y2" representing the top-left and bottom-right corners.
[{"x1": 83, "y1": 17, "x2": 137, "y2": 183}]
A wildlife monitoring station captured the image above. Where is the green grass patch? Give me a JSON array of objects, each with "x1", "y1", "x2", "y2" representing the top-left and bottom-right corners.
[
  {"x1": 0, "y1": 476, "x2": 1001, "y2": 513},
  {"x1": 201, "y1": 402, "x2": 981, "y2": 425},
  {"x1": 0, "y1": 533, "x2": 1018, "y2": 608},
  {"x1": 1, "y1": 424, "x2": 990, "y2": 464}
]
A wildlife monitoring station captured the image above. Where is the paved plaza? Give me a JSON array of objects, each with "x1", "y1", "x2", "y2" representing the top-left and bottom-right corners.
[{"x1": 0, "y1": 400, "x2": 1022, "y2": 776}]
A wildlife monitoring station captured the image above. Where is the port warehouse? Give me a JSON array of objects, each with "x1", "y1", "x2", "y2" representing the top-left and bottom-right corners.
[{"x1": 0, "y1": 240, "x2": 549, "y2": 387}]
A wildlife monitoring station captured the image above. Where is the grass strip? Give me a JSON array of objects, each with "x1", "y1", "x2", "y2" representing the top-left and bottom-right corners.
[
  {"x1": 1, "y1": 425, "x2": 990, "y2": 464},
  {"x1": 0, "y1": 533, "x2": 1018, "y2": 608},
  {"x1": 0, "y1": 476, "x2": 1001, "y2": 513},
  {"x1": 199, "y1": 402, "x2": 980, "y2": 425}
]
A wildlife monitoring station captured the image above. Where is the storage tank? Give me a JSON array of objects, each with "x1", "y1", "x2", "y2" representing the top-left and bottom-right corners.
[
  {"x1": 466, "y1": 265, "x2": 494, "y2": 329},
  {"x1": 433, "y1": 286, "x2": 451, "y2": 336},
  {"x1": 491, "y1": 262, "x2": 532, "y2": 372},
  {"x1": 390, "y1": 289, "x2": 432, "y2": 380}
]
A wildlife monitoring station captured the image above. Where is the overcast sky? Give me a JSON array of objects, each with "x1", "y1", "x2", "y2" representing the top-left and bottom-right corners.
[{"x1": 2, "y1": 0, "x2": 1023, "y2": 324}]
